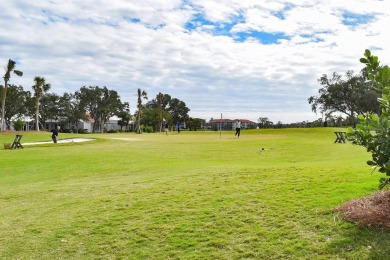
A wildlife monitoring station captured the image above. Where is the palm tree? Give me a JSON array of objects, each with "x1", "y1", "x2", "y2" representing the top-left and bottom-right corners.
[
  {"x1": 32, "y1": 76, "x2": 51, "y2": 131},
  {"x1": 1, "y1": 59, "x2": 23, "y2": 130},
  {"x1": 136, "y1": 88, "x2": 147, "y2": 134}
]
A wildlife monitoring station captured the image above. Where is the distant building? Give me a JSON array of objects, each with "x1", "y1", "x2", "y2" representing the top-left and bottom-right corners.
[
  {"x1": 209, "y1": 118, "x2": 256, "y2": 130},
  {"x1": 12, "y1": 115, "x2": 135, "y2": 133},
  {"x1": 237, "y1": 119, "x2": 257, "y2": 129}
]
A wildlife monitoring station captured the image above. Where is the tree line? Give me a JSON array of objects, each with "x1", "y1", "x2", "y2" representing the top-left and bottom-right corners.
[{"x1": 0, "y1": 59, "x2": 195, "y2": 133}]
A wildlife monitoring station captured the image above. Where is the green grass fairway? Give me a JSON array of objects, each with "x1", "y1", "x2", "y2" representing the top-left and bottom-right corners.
[{"x1": 1, "y1": 128, "x2": 389, "y2": 259}]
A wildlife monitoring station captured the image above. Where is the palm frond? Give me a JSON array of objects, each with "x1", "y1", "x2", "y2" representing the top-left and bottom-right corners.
[
  {"x1": 14, "y1": 70, "x2": 23, "y2": 77},
  {"x1": 6, "y1": 59, "x2": 16, "y2": 72}
]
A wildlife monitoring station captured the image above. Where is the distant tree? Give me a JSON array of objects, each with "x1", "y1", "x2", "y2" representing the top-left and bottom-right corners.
[
  {"x1": 78, "y1": 86, "x2": 125, "y2": 132},
  {"x1": 59, "y1": 92, "x2": 88, "y2": 133},
  {"x1": 167, "y1": 98, "x2": 190, "y2": 125},
  {"x1": 99, "y1": 87, "x2": 124, "y2": 131},
  {"x1": 32, "y1": 76, "x2": 51, "y2": 131},
  {"x1": 142, "y1": 93, "x2": 190, "y2": 131},
  {"x1": 79, "y1": 86, "x2": 102, "y2": 132},
  {"x1": 157, "y1": 92, "x2": 164, "y2": 132},
  {"x1": 135, "y1": 88, "x2": 147, "y2": 134},
  {"x1": 0, "y1": 84, "x2": 30, "y2": 128},
  {"x1": 1, "y1": 59, "x2": 23, "y2": 130},
  {"x1": 258, "y1": 117, "x2": 273, "y2": 128},
  {"x1": 308, "y1": 70, "x2": 380, "y2": 126},
  {"x1": 117, "y1": 102, "x2": 131, "y2": 131},
  {"x1": 311, "y1": 118, "x2": 323, "y2": 127},
  {"x1": 144, "y1": 93, "x2": 173, "y2": 131},
  {"x1": 141, "y1": 107, "x2": 161, "y2": 132},
  {"x1": 40, "y1": 93, "x2": 60, "y2": 128},
  {"x1": 186, "y1": 117, "x2": 201, "y2": 131}
]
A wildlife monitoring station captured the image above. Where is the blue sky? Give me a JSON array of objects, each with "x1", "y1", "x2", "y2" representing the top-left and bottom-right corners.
[{"x1": 1, "y1": 0, "x2": 389, "y2": 123}]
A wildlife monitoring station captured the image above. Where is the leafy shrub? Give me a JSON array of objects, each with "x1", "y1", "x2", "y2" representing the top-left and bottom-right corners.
[
  {"x1": 12, "y1": 119, "x2": 25, "y2": 131},
  {"x1": 144, "y1": 126, "x2": 153, "y2": 133},
  {"x1": 347, "y1": 49, "x2": 390, "y2": 189}
]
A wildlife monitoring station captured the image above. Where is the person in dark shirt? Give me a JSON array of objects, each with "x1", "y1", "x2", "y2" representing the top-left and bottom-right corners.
[
  {"x1": 164, "y1": 122, "x2": 169, "y2": 135},
  {"x1": 52, "y1": 126, "x2": 60, "y2": 143}
]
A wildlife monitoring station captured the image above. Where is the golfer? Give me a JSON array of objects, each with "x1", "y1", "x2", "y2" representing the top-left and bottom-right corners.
[
  {"x1": 177, "y1": 122, "x2": 181, "y2": 133},
  {"x1": 235, "y1": 120, "x2": 241, "y2": 138},
  {"x1": 164, "y1": 122, "x2": 169, "y2": 135},
  {"x1": 52, "y1": 125, "x2": 60, "y2": 143}
]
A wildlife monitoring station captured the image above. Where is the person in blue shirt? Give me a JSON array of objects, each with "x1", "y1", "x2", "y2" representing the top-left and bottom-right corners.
[
  {"x1": 52, "y1": 125, "x2": 60, "y2": 143},
  {"x1": 176, "y1": 122, "x2": 181, "y2": 133}
]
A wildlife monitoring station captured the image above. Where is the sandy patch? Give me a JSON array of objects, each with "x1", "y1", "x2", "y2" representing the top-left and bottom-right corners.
[{"x1": 23, "y1": 138, "x2": 95, "y2": 145}]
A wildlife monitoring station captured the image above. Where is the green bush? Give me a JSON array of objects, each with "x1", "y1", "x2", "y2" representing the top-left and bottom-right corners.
[
  {"x1": 347, "y1": 49, "x2": 390, "y2": 189},
  {"x1": 12, "y1": 119, "x2": 25, "y2": 131},
  {"x1": 145, "y1": 126, "x2": 153, "y2": 133}
]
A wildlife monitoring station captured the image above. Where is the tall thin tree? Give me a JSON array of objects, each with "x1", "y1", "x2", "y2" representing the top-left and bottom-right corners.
[
  {"x1": 136, "y1": 88, "x2": 147, "y2": 134},
  {"x1": 1, "y1": 59, "x2": 23, "y2": 130},
  {"x1": 32, "y1": 76, "x2": 51, "y2": 131},
  {"x1": 157, "y1": 92, "x2": 164, "y2": 132}
]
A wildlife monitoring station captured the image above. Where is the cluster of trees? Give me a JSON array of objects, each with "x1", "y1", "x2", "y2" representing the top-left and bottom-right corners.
[
  {"x1": 310, "y1": 116, "x2": 350, "y2": 127},
  {"x1": 0, "y1": 83, "x2": 129, "y2": 133},
  {"x1": 308, "y1": 69, "x2": 381, "y2": 126},
  {"x1": 257, "y1": 117, "x2": 314, "y2": 128},
  {"x1": 257, "y1": 117, "x2": 275, "y2": 128},
  {"x1": 139, "y1": 92, "x2": 201, "y2": 132},
  {"x1": 1, "y1": 83, "x2": 196, "y2": 133},
  {"x1": 0, "y1": 59, "x2": 66, "y2": 132},
  {"x1": 0, "y1": 59, "x2": 195, "y2": 133},
  {"x1": 259, "y1": 69, "x2": 381, "y2": 129}
]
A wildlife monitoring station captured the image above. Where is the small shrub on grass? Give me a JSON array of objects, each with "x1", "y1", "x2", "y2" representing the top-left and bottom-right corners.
[
  {"x1": 12, "y1": 119, "x2": 25, "y2": 131},
  {"x1": 144, "y1": 126, "x2": 153, "y2": 133}
]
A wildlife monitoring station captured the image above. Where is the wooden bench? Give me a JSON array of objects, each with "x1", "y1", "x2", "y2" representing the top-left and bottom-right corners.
[
  {"x1": 334, "y1": 131, "x2": 346, "y2": 143},
  {"x1": 10, "y1": 134, "x2": 23, "y2": 149}
]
